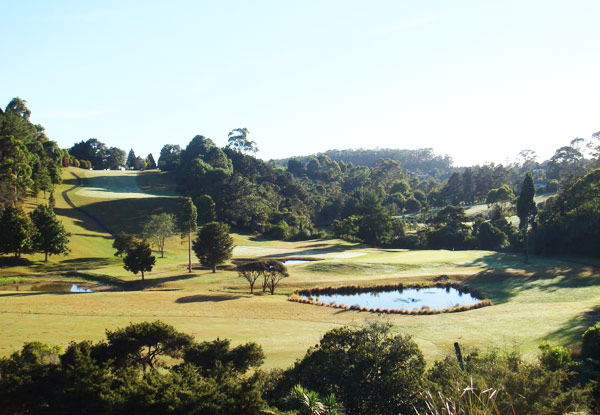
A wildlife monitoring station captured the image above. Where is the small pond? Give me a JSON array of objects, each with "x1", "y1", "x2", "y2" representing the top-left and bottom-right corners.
[
  {"x1": 299, "y1": 287, "x2": 482, "y2": 311},
  {"x1": 9, "y1": 283, "x2": 94, "y2": 293},
  {"x1": 283, "y1": 260, "x2": 311, "y2": 265}
]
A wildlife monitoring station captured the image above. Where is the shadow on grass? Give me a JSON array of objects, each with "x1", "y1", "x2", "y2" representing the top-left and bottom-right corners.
[
  {"x1": 542, "y1": 306, "x2": 600, "y2": 345},
  {"x1": 0, "y1": 256, "x2": 32, "y2": 268},
  {"x1": 252, "y1": 240, "x2": 365, "y2": 259},
  {"x1": 462, "y1": 252, "x2": 600, "y2": 304},
  {"x1": 176, "y1": 294, "x2": 244, "y2": 303},
  {"x1": 67, "y1": 197, "x2": 183, "y2": 235}
]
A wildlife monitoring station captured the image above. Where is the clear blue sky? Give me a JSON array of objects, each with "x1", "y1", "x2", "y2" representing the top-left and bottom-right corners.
[{"x1": 1, "y1": 1, "x2": 598, "y2": 166}]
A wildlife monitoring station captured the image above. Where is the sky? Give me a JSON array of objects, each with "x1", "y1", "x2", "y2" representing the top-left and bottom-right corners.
[{"x1": 1, "y1": 0, "x2": 599, "y2": 166}]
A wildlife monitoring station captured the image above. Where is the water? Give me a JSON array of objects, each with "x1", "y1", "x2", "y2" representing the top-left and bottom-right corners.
[
  {"x1": 299, "y1": 287, "x2": 481, "y2": 311},
  {"x1": 283, "y1": 260, "x2": 310, "y2": 265},
  {"x1": 26, "y1": 283, "x2": 94, "y2": 293}
]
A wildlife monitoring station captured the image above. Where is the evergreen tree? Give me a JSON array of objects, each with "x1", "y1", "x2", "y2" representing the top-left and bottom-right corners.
[
  {"x1": 30, "y1": 204, "x2": 70, "y2": 262},
  {"x1": 192, "y1": 222, "x2": 234, "y2": 273},
  {"x1": 126, "y1": 149, "x2": 136, "y2": 169},
  {"x1": 516, "y1": 172, "x2": 537, "y2": 261},
  {"x1": 145, "y1": 153, "x2": 157, "y2": 169},
  {"x1": 0, "y1": 205, "x2": 33, "y2": 257},
  {"x1": 123, "y1": 240, "x2": 155, "y2": 280}
]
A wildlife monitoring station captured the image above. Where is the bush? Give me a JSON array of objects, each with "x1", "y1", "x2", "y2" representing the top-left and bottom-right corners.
[
  {"x1": 539, "y1": 343, "x2": 572, "y2": 371},
  {"x1": 426, "y1": 347, "x2": 589, "y2": 415},
  {"x1": 264, "y1": 220, "x2": 291, "y2": 240},
  {"x1": 272, "y1": 322, "x2": 425, "y2": 415},
  {"x1": 582, "y1": 323, "x2": 600, "y2": 361}
]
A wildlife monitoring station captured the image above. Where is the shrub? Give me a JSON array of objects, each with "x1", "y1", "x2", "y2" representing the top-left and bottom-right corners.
[
  {"x1": 582, "y1": 322, "x2": 600, "y2": 361},
  {"x1": 539, "y1": 343, "x2": 572, "y2": 371}
]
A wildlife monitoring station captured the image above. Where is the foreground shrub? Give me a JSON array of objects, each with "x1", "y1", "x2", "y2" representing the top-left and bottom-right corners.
[
  {"x1": 0, "y1": 321, "x2": 266, "y2": 415},
  {"x1": 426, "y1": 348, "x2": 590, "y2": 415},
  {"x1": 271, "y1": 322, "x2": 425, "y2": 415}
]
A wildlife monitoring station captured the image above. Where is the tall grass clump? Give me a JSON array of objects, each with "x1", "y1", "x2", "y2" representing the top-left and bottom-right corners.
[{"x1": 416, "y1": 380, "x2": 501, "y2": 415}]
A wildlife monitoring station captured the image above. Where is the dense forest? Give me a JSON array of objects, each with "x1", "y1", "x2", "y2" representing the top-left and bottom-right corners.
[{"x1": 1, "y1": 97, "x2": 599, "y2": 259}]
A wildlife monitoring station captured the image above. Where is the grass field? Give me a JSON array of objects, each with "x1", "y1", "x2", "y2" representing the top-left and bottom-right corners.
[{"x1": 0, "y1": 168, "x2": 598, "y2": 369}]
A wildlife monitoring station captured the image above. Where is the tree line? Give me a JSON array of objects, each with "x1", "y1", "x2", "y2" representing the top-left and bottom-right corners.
[{"x1": 1, "y1": 320, "x2": 599, "y2": 414}]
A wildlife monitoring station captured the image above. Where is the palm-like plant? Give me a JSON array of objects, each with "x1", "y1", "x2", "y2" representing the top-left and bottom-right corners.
[{"x1": 291, "y1": 384, "x2": 325, "y2": 415}]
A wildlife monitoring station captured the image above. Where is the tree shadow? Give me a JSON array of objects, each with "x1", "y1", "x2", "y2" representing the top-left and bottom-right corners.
[
  {"x1": 462, "y1": 253, "x2": 600, "y2": 304},
  {"x1": 176, "y1": 294, "x2": 244, "y2": 303},
  {"x1": 542, "y1": 306, "x2": 600, "y2": 345},
  {"x1": 0, "y1": 256, "x2": 32, "y2": 267},
  {"x1": 121, "y1": 272, "x2": 211, "y2": 291},
  {"x1": 27, "y1": 257, "x2": 117, "y2": 272}
]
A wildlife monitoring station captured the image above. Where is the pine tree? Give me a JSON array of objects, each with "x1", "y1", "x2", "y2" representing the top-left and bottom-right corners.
[
  {"x1": 126, "y1": 149, "x2": 136, "y2": 169},
  {"x1": 516, "y1": 172, "x2": 537, "y2": 261},
  {"x1": 192, "y1": 222, "x2": 234, "y2": 273}
]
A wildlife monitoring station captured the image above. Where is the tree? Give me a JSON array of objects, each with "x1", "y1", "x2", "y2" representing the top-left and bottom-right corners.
[
  {"x1": 69, "y1": 139, "x2": 107, "y2": 169},
  {"x1": 0, "y1": 135, "x2": 33, "y2": 206},
  {"x1": 104, "y1": 147, "x2": 126, "y2": 170},
  {"x1": 192, "y1": 222, "x2": 234, "y2": 273},
  {"x1": 112, "y1": 232, "x2": 139, "y2": 257},
  {"x1": 30, "y1": 204, "x2": 70, "y2": 262},
  {"x1": 195, "y1": 194, "x2": 216, "y2": 224},
  {"x1": 157, "y1": 144, "x2": 181, "y2": 171},
  {"x1": 516, "y1": 172, "x2": 537, "y2": 261},
  {"x1": 183, "y1": 338, "x2": 264, "y2": 374},
  {"x1": 281, "y1": 322, "x2": 425, "y2": 415},
  {"x1": 133, "y1": 156, "x2": 145, "y2": 170},
  {"x1": 237, "y1": 261, "x2": 266, "y2": 294},
  {"x1": 104, "y1": 321, "x2": 193, "y2": 372},
  {"x1": 180, "y1": 197, "x2": 197, "y2": 272},
  {"x1": 0, "y1": 205, "x2": 33, "y2": 257},
  {"x1": 123, "y1": 240, "x2": 155, "y2": 280},
  {"x1": 476, "y1": 221, "x2": 507, "y2": 250},
  {"x1": 263, "y1": 260, "x2": 289, "y2": 295},
  {"x1": 142, "y1": 213, "x2": 175, "y2": 258},
  {"x1": 145, "y1": 153, "x2": 157, "y2": 169},
  {"x1": 126, "y1": 149, "x2": 137, "y2": 169},
  {"x1": 227, "y1": 128, "x2": 258, "y2": 154}
]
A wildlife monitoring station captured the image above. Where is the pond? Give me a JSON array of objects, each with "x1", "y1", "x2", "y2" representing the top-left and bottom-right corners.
[
  {"x1": 298, "y1": 286, "x2": 482, "y2": 312},
  {"x1": 7, "y1": 283, "x2": 94, "y2": 293},
  {"x1": 282, "y1": 260, "x2": 311, "y2": 265}
]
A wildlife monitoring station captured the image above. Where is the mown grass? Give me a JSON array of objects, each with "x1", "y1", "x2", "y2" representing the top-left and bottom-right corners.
[{"x1": 0, "y1": 169, "x2": 598, "y2": 369}]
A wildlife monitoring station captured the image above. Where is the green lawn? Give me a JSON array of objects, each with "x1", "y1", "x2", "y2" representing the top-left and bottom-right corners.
[{"x1": 0, "y1": 168, "x2": 598, "y2": 369}]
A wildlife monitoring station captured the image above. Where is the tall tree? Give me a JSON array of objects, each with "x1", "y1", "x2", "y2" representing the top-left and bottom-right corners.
[
  {"x1": 142, "y1": 213, "x2": 175, "y2": 258},
  {"x1": 516, "y1": 172, "x2": 537, "y2": 261},
  {"x1": 192, "y1": 222, "x2": 234, "y2": 273},
  {"x1": 157, "y1": 144, "x2": 181, "y2": 171},
  {"x1": 104, "y1": 147, "x2": 126, "y2": 170},
  {"x1": 180, "y1": 197, "x2": 197, "y2": 272},
  {"x1": 123, "y1": 240, "x2": 155, "y2": 281},
  {"x1": 0, "y1": 135, "x2": 33, "y2": 206},
  {"x1": 30, "y1": 204, "x2": 70, "y2": 262},
  {"x1": 69, "y1": 139, "x2": 107, "y2": 169},
  {"x1": 195, "y1": 194, "x2": 216, "y2": 224},
  {"x1": 126, "y1": 149, "x2": 137, "y2": 169},
  {"x1": 227, "y1": 128, "x2": 258, "y2": 154},
  {"x1": 0, "y1": 205, "x2": 33, "y2": 257},
  {"x1": 145, "y1": 153, "x2": 157, "y2": 169}
]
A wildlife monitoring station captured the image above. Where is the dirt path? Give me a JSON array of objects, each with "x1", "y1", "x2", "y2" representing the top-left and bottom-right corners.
[{"x1": 61, "y1": 172, "x2": 115, "y2": 236}]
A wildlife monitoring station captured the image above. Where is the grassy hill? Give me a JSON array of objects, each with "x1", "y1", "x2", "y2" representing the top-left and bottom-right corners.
[{"x1": 0, "y1": 168, "x2": 599, "y2": 368}]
